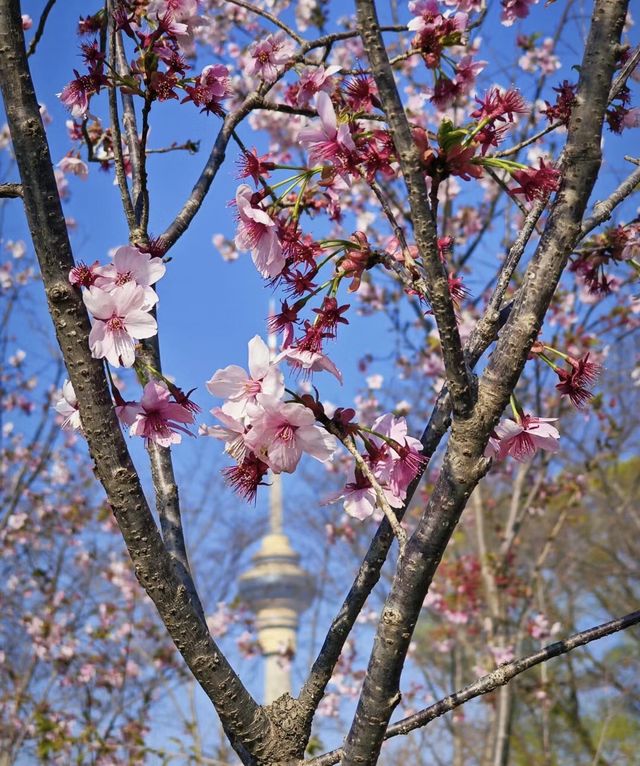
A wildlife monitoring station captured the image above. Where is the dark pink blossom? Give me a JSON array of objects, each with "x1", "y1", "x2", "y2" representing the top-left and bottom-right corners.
[
  {"x1": 511, "y1": 158, "x2": 560, "y2": 201},
  {"x1": 182, "y1": 64, "x2": 230, "y2": 115},
  {"x1": 69, "y1": 260, "x2": 100, "y2": 288}
]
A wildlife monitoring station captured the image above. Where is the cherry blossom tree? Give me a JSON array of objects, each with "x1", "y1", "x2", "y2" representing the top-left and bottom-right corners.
[{"x1": 0, "y1": 0, "x2": 639, "y2": 764}]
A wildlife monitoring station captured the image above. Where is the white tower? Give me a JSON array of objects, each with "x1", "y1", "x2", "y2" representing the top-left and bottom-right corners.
[{"x1": 237, "y1": 473, "x2": 313, "y2": 702}]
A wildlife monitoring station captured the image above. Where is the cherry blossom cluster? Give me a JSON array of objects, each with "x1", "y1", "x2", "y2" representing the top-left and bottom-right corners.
[
  {"x1": 204, "y1": 335, "x2": 338, "y2": 500},
  {"x1": 69, "y1": 244, "x2": 163, "y2": 368},
  {"x1": 60, "y1": 2, "x2": 230, "y2": 120},
  {"x1": 63, "y1": 244, "x2": 201, "y2": 446},
  {"x1": 570, "y1": 222, "x2": 640, "y2": 297}
]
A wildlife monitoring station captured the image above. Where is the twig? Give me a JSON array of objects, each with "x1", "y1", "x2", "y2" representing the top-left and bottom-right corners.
[
  {"x1": 609, "y1": 44, "x2": 640, "y2": 102},
  {"x1": 25, "y1": 0, "x2": 57, "y2": 57},
  {"x1": 308, "y1": 610, "x2": 640, "y2": 766},
  {"x1": 355, "y1": 0, "x2": 473, "y2": 418},
  {"x1": 146, "y1": 141, "x2": 200, "y2": 155},
  {"x1": 580, "y1": 159, "x2": 640, "y2": 237},
  {"x1": 137, "y1": 96, "x2": 152, "y2": 233},
  {"x1": 0, "y1": 182, "x2": 22, "y2": 197},
  {"x1": 491, "y1": 120, "x2": 562, "y2": 159},
  {"x1": 114, "y1": 30, "x2": 144, "y2": 226},
  {"x1": 224, "y1": 0, "x2": 304, "y2": 44},
  {"x1": 107, "y1": 13, "x2": 135, "y2": 230},
  {"x1": 342, "y1": 435, "x2": 407, "y2": 553}
]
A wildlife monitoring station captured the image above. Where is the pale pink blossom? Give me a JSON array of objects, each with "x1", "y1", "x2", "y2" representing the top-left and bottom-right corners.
[
  {"x1": 276, "y1": 347, "x2": 343, "y2": 383},
  {"x1": 57, "y1": 156, "x2": 89, "y2": 179},
  {"x1": 325, "y1": 471, "x2": 403, "y2": 521},
  {"x1": 298, "y1": 91, "x2": 356, "y2": 167},
  {"x1": 529, "y1": 613, "x2": 561, "y2": 640},
  {"x1": 147, "y1": 0, "x2": 199, "y2": 20},
  {"x1": 489, "y1": 645, "x2": 515, "y2": 666},
  {"x1": 207, "y1": 408, "x2": 248, "y2": 460},
  {"x1": 454, "y1": 55, "x2": 486, "y2": 93},
  {"x1": 234, "y1": 185, "x2": 285, "y2": 278},
  {"x1": 518, "y1": 38, "x2": 560, "y2": 75},
  {"x1": 127, "y1": 381, "x2": 195, "y2": 447},
  {"x1": 83, "y1": 283, "x2": 157, "y2": 368},
  {"x1": 206, "y1": 335, "x2": 284, "y2": 419},
  {"x1": 94, "y1": 245, "x2": 165, "y2": 309},
  {"x1": 244, "y1": 394, "x2": 337, "y2": 474},
  {"x1": 21, "y1": 13, "x2": 32, "y2": 29},
  {"x1": 55, "y1": 380, "x2": 82, "y2": 431},
  {"x1": 485, "y1": 415, "x2": 560, "y2": 462}
]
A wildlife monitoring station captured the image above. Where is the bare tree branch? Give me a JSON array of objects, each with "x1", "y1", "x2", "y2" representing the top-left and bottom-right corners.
[
  {"x1": 580, "y1": 158, "x2": 640, "y2": 237},
  {"x1": 25, "y1": 0, "x2": 57, "y2": 57},
  {"x1": 339, "y1": 2, "x2": 629, "y2": 763},
  {"x1": 355, "y1": 0, "x2": 473, "y2": 418},
  {"x1": 0, "y1": 4, "x2": 277, "y2": 761},
  {"x1": 224, "y1": 0, "x2": 304, "y2": 44},
  {"x1": 0, "y1": 182, "x2": 22, "y2": 197},
  {"x1": 309, "y1": 609, "x2": 640, "y2": 766}
]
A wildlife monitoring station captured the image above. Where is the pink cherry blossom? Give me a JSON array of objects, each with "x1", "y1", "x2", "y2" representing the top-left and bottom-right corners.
[
  {"x1": 294, "y1": 65, "x2": 341, "y2": 107},
  {"x1": 182, "y1": 64, "x2": 230, "y2": 115},
  {"x1": 501, "y1": 0, "x2": 538, "y2": 27},
  {"x1": 147, "y1": 0, "x2": 199, "y2": 21},
  {"x1": 246, "y1": 33, "x2": 295, "y2": 82},
  {"x1": 275, "y1": 347, "x2": 343, "y2": 383},
  {"x1": 369, "y1": 413, "x2": 426, "y2": 499},
  {"x1": 244, "y1": 394, "x2": 337, "y2": 474},
  {"x1": 94, "y1": 245, "x2": 165, "y2": 309},
  {"x1": 206, "y1": 335, "x2": 284, "y2": 419},
  {"x1": 206, "y1": 408, "x2": 248, "y2": 460},
  {"x1": 325, "y1": 470, "x2": 403, "y2": 521},
  {"x1": 298, "y1": 92, "x2": 356, "y2": 167},
  {"x1": 484, "y1": 415, "x2": 560, "y2": 462},
  {"x1": 127, "y1": 381, "x2": 195, "y2": 447},
  {"x1": 57, "y1": 156, "x2": 89, "y2": 179},
  {"x1": 234, "y1": 185, "x2": 286, "y2": 278},
  {"x1": 55, "y1": 380, "x2": 82, "y2": 431},
  {"x1": 82, "y1": 283, "x2": 157, "y2": 368}
]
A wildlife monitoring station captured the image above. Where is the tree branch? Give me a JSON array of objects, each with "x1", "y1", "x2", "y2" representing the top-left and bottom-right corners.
[
  {"x1": 25, "y1": 0, "x2": 56, "y2": 57},
  {"x1": 0, "y1": 182, "x2": 23, "y2": 197},
  {"x1": 355, "y1": 0, "x2": 473, "y2": 418},
  {"x1": 339, "y1": 2, "x2": 628, "y2": 763},
  {"x1": 309, "y1": 610, "x2": 640, "y2": 766},
  {"x1": 224, "y1": 0, "x2": 304, "y2": 44},
  {"x1": 0, "y1": 3, "x2": 275, "y2": 760},
  {"x1": 580, "y1": 158, "x2": 640, "y2": 238}
]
